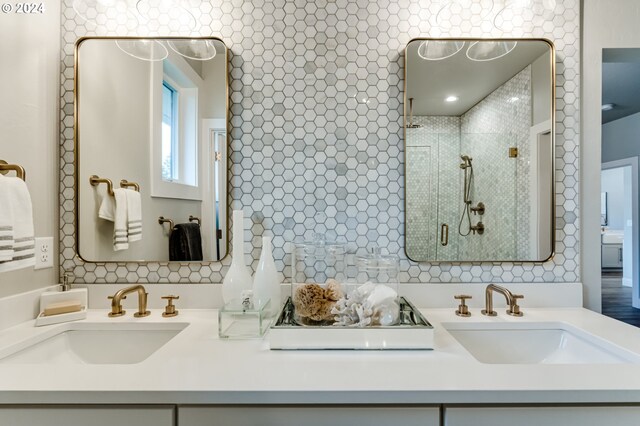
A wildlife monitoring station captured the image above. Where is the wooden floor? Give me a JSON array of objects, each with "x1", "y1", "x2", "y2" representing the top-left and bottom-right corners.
[{"x1": 602, "y1": 270, "x2": 640, "y2": 327}]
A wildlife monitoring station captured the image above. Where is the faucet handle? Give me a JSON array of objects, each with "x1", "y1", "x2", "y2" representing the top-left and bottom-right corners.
[
  {"x1": 162, "y1": 295, "x2": 180, "y2": 317},
  {"x1": 508, "y1": 294, "x2": 524, "y2": 317},
  {"x1": 454, "y1": 294, "x2": 472, "y2": 317},
  {"x1": 107, "y1": 295, "x2": 126, "y2": 317}
]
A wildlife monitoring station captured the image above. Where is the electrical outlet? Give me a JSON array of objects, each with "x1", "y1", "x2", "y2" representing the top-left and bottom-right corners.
[{"x1": 34, "y1": 237, "x2": 54, "y2": 270}]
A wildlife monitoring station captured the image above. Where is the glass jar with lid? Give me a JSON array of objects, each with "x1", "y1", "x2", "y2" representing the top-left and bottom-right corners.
[
  {"x1": 290, "y1": 233, "x2": 348, "y2": 325},
  {"x1": 353, "y1": 246, "x2": 400, "y2": 326}
]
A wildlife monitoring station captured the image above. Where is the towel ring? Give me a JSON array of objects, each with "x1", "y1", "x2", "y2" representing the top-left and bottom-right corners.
[
  {"x1": 158, "y1": 216, "x2": 175, "y2": 231},
  {"x1": 188, "y1": 215, "x2": 201, "y2": 226},
  {"x1": 0, "y1": 160, "x2": 26, "y2": 181},
  {"x1": 89, "y1": 175, "x2": 114, "y2": 196},
  {"x1": 120, "y1": 179, "x2": 140, "y2": 191}
]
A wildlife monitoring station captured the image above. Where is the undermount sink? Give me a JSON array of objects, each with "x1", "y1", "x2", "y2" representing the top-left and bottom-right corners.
[
  {"x1": 0, "y1": 322, "x2": 188, "y2": 365},
  {"x1": 443, "y1": 322, "x2": 640, "y2": 364}
]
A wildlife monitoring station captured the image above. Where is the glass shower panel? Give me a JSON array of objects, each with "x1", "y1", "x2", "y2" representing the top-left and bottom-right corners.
[
  {"x1": 405, "y1": 131, "x2": 439, "y2": 261},
  {"x1": 435, "y1": 133, "x2": 461, "y2": 261}
]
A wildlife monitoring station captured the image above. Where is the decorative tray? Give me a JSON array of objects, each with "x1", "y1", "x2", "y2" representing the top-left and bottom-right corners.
[{"x1": 269, "y1": 297, "x2": 434, "y2": 350}]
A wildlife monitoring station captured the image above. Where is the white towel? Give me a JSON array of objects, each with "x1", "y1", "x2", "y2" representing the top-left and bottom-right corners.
[
  {"x1": 112, "y1": 188, "x2": 129, "y2": 251},
  {"x1": 0, "y1": 175, "x2": 35, "y2": 272},
  {"x1": 98, "y1": 192, "x2": 116, "y2": 222},
  {"x1": 125, "y1": 189, "x2": 142, "y2": 242},
  {"x1": 0, "y1": 175, "x2": 15, "y2": 261}
]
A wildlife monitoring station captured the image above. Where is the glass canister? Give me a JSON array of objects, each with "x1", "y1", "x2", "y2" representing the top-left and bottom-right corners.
[
  {"x1": 291, "y1": 233, "x2": 347, "y2": 325},
  {"x1": 353, "y1": 247, "x2": 400, "y2": 326}
]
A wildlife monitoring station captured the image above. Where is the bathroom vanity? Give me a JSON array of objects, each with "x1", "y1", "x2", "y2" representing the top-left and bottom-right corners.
[{"x1": 1, "y1": 285, "x2": 639, "y2": 426}]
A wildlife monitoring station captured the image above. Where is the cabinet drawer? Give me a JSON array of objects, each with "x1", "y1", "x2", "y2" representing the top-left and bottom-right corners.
[
  {"x1": 445, "y1": 406, "x2": 640, "y2": 426},
  {"x1": 0, "y1": 405, "x2": 174, "y2": 426},
  {"x1": 179, "y1": 405, "x2": 439, "y2": 426}
]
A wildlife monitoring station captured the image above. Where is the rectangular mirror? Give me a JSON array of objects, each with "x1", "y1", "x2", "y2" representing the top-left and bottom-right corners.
[
  {"x1": 75, "y1": 37, "x2": 228, "y2": 262},
  {"x1": 404, "y1": 39, "x2": 554, "y2": 262}
]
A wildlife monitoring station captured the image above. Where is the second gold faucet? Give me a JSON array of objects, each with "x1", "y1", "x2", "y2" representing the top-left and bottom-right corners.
[{"x1": 482, "y1": 284, "x2": 524, "y2": 317}]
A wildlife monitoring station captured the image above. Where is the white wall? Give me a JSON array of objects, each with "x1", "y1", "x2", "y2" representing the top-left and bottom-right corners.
[
  {"x1": 602, "y1": 112, "x2": 640, "y2": 162},
  {"x1": 531, "y1": 51, "x2": 552, "y2": 126},
  {"x1": 583, "y1": 0, "x2": 640, "y2": 311},
  {"x1": 0, "y1": 4, "x2": 60, "y2": 297}
]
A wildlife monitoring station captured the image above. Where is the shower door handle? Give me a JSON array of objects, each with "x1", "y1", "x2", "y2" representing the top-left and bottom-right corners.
[{"x1": 441, "y1": 223, "x2": 449, "y2": 246}]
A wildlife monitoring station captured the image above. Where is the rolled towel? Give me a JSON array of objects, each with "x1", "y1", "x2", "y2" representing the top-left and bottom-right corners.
[
  {"x1": 0, "y1": 175, "x2": 35, "y2": 272},
  {"x1": 125, "y1": 189, "x2": 142, "y2": 242}
]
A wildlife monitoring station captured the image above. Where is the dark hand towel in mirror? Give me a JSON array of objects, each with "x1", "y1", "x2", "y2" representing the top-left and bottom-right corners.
[{"x1": 169, "y1": 223, "x2": 203, "y2": 261}]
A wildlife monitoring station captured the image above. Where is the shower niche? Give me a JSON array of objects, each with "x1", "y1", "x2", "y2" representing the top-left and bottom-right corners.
[{"x1": 404, "y1": 39, "x2": 555, "y2": 262}]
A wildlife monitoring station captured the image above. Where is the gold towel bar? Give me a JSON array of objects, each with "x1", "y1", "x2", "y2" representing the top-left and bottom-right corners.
[
  {"x1": 0, "y1": 160, "x2": 26, "y2": 181},
  {"x1": 89, "y1": 175, "x2": 114, "y2": 196},
  {"x1": 120, "y1": 179, "x2": 140, "y2": 191},
  {"x1": 158, "y1": 216, "x2": 175, "y2": 231},
  {"x1": 188, "y1": 215, "x2": 201, "y2": 226}
]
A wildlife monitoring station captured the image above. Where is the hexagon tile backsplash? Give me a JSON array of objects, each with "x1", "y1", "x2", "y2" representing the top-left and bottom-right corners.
[{"x1": 59, "y1": 0, "x2": 580, "y2": 284}]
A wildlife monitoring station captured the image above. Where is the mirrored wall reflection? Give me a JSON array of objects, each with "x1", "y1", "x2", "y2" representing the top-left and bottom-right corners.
[
  {"x1": 76, "y1": 38, "x2": 228, "y2": 262},
  {"x1": 405, "y1": 39, "x2": 555, "y2": 262}
]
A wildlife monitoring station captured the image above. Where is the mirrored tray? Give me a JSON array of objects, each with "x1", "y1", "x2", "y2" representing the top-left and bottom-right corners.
[{"x1": 269, "y1": 297, "x2": 434, "y2": 350}]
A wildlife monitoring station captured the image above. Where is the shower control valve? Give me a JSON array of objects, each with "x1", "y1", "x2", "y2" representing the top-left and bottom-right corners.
[
  {"x1": 471, "y1": 222, "x2": 485, "y2": 235},
  {"x1": 470, "y1": 202, "x2": 485, "y2": 215}
]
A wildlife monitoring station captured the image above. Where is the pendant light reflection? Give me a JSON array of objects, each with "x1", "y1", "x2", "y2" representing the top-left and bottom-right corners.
[
  {"x1": 466, "y1": 41, "x2": 517, "y2": 62},
  {"x1": 168, "y1": 40, "x2": 217, "y2": 61},
  {"x1": 417, "y1": 40, "x2": 465, "y2": 61},
  {"x1": 115, "y1": 40, "x2": 168, "y2": 62}
]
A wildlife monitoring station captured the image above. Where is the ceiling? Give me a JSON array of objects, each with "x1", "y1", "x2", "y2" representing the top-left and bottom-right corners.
[
  {"x1": 406, "y1": 40, "x2": 550, "y2": 116},
  {"x1": 602, "y1": 49, "x2": 640, "y2": 124}
]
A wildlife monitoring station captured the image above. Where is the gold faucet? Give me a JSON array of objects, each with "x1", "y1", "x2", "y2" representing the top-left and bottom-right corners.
[
  {"x1": 481, "y1": 284, "x2": 523, "y2": 317},
  {"x1": 108, "y1": 285, "x2": 150, "y2": 318}
]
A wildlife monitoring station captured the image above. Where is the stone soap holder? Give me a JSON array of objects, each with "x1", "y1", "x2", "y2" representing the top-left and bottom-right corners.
[{"x1": 218, "y1": 299, "x2": 271, "y2": 339}]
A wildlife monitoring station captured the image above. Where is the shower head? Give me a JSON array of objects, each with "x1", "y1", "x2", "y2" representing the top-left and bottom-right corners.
[{"x1": 460, "y1": 155, "x2": 473, "y2": 169}]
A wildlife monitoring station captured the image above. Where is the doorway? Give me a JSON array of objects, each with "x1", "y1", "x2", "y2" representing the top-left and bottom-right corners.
[{"x1": 600, "y1": 160, "x2": 639, "y2": 326}]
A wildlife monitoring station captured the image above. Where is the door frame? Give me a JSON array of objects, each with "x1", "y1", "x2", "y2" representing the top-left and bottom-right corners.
[{"x1": 602, "y1": 157, "x2": 639, "y2": 308}]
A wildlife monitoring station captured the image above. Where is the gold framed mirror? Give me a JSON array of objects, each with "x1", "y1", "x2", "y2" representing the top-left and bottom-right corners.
[
  {"x1": 404, "y1": 39, "x2": 555, "y2": 262},
  {"x1": 75, "y1": 37, "x2": 229, "y2": 262}
]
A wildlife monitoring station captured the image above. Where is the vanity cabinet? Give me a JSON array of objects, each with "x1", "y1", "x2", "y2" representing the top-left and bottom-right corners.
[
  {"x1": 444, "y1": 406, "x2": 640, "y2": 426},
  {"x1": 0, "y1": 406, "x2": 174, "y2": 426},
  {"x1": 177, "y1": 405, "x2": 440, "y2": 426},
  {"x1": 602, "y1": 243, "x2": 623, "y2": 268}
]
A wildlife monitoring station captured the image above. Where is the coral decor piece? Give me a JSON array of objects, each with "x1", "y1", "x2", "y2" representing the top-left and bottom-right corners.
[
  {"x1": 292, "y1": 279, "x2": 343, "y2": 322},
  {"x1": 332, "y1": 282, "x2": 400, "y2": 327}
]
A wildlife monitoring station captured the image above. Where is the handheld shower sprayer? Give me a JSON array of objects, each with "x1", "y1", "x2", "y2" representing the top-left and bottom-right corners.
[{"x1": 459, "y1": 155, "x2": 473, "y2": 169}]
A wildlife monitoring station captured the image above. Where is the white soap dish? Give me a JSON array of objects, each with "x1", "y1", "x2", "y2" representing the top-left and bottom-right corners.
[{"x1": 34, "y1": 307, "x2": 87, "y2": 327}]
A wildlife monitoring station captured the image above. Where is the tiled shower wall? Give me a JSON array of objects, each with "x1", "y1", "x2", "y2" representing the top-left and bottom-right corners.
[
  {"x1": 461, "y1": 65, "x2": 533, "y2": 260},
  {"x1": 59, "y1": 0, "x2": 580, "y2": 284},
  {"x1": 406, "y1": 66, "x2": 532, "y2": 262}
]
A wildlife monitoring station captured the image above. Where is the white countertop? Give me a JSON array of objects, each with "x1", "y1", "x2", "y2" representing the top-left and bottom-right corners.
[{"x1": 1, "y1": 306, "x2": 640, "y2": 405}]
